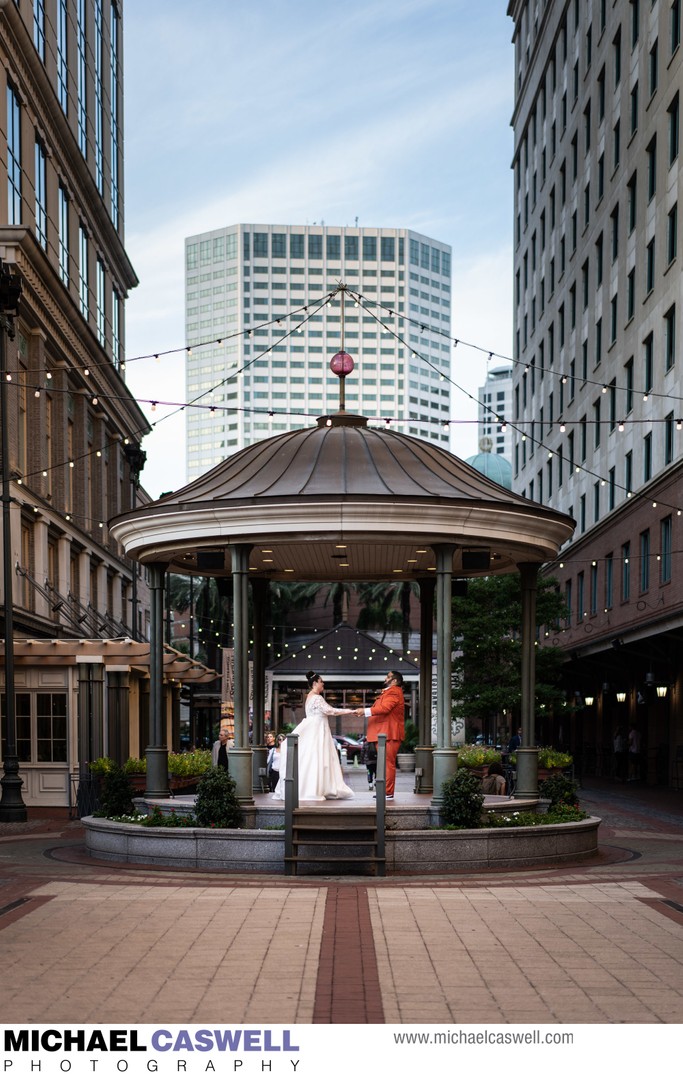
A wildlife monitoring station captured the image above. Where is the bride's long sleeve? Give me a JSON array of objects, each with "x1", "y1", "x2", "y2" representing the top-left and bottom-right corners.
[{"x1": 314, "y1": 696, "x2": 347, "y2": 718}]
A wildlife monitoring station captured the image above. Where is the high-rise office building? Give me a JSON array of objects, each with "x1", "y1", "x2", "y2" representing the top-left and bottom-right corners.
[
  {"x1": 184, "y1": 225, "x2": 452, "y2": 478},
  {"x1": 477, "y1": 364, "x2": 514, "y2": 459},
  {"x1": 508, "y1": 0, "x2": 682, "y2": 780}
]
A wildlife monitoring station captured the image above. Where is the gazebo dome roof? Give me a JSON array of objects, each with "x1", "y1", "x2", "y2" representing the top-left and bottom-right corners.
[
  {"x1": 110, "y1": 413, "x2": 575, "y2": 579},
  {"x1": 465, "y1": 449, "x2": 513, "y2": 490}
]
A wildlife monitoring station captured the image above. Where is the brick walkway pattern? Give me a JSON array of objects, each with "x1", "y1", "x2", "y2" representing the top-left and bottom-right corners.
[{"x1": 0, "y1": 779, "x2": 682, "y2": 1024}]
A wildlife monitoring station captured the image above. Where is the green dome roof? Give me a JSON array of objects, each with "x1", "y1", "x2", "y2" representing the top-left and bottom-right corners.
[{"x1": 465, "y1": 450, "x2": 513, "y2": 490}]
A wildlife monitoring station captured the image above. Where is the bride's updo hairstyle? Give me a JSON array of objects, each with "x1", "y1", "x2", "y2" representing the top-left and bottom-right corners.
[{"x1": 306, "y1": 670, "x2": 322, "y2": 688}]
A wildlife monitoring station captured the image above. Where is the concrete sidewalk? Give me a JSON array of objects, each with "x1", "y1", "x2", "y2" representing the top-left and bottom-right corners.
[{"x1": 0, "y1": 777, "x2": 681, "y2": 1024}]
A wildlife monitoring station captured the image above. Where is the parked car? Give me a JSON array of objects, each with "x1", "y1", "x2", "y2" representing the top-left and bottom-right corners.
[{"x1": 333, "y1": 735, "x2": 363, "y2": 762}]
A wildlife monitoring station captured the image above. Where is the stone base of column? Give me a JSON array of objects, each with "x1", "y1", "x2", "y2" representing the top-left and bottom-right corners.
[
  {"x1": 514, "y1": 747, "x2": 539, "y2": 798},
  {"x1": 0, "y1": 757, "x2": 28, "y2": 821},
  {"x1": 414, "y1": 745, "x2": 434, "y2": 794},
  {"x1": 230, "y1": 748, "x2": 255, "y2": 805},
  {"x1": 430, "y1": 748, "x2": 459, "y2": 812},
  {"x1": 251, "y1": 745, "x2": 268, "y2": 793},
  {"x1": 145, "y1": 746, "x2": 170, "y2": 798}
]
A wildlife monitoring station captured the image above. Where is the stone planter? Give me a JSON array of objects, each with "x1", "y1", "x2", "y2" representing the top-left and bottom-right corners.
[{"x1": 396, "y1": 752, "x2": 416, "y2": 773}]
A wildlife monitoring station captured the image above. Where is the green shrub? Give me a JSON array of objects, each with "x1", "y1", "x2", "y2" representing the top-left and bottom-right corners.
[
  {"x1": 89, "y1": 756, "x2": 116, "y2": 776},
  {"x1": 399, "y1": 719, "x2": 419, "y2": 753},
  {"x1": 140, "y1": 806, "x2": 196, "y2": 828},
  {"x1": 123, "y1": 756, "x2": 146, "y2": 774},
  {"x1": 485, "y1": 804, "x2": 587, "y2": 827},
  {"x1": 441, "y1": 769, "x2": 484, "y2": 828},
  {"x1": 539, "y1": 773, "x2": 579, "y2": 806},
  {"x1": 193, "y1": 767, "x2": 243, "y2": 829},
  {"x1": 96, "y1": 765, "x2": 135, "y2": 817}
]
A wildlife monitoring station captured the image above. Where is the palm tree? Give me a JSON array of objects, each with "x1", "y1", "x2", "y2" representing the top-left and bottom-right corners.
[{"x1": 356, "y1": 580, "x2": 418, "y2": 654}]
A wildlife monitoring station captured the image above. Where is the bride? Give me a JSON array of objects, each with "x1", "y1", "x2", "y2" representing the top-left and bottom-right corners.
[{"x1": 272, "y1": 671, "x2": 355, "y2": 801}]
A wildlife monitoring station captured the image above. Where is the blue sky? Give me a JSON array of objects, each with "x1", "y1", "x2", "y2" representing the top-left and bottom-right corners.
[{"x1": 123, "y1": 0, "x2": 514, "y2": 497}]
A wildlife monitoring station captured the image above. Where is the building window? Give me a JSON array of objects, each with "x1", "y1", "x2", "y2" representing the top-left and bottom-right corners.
[
  {"x1": 649, "y1": 39, "x2": 659, "y2": 98},
  {"x1": 627, "y1": 268, "x2": 635, "y2": 320},
  {"x1": 77, "y1": 0, "x2": 87, "y2": 156},
  {"x1": 34, "y1": 139, "x2": 47, "y2": 250},
  {"x1": 611, "y1": 206, "x2": 619, "y2": 261},
  {"x1": 643, "y1": 431, "x2": 652, "y2": 482},
  {"x1": 58, "y1": 185, "x2": 69, "y2": 285},
  {"x1": 613, "y1": 28, "x2": 622, "y2": 86},
  {"x1": 57, "y1": 0, "x2": 68, "y2": 113},
  {"x1": 644, "y1": 333, "x2": 654, "y2": 393},
  {"x1": 270, "y1": 233, "x2": 286, "y2": 258},
  {"x1": 668, "y1": 203, "x2": 678, "y2": 264},
  {"x1": 673, "y1": 0, "x2": 682, "y2": 54},
  {"x1": 254, "y1": 232, "x2": 269, "y2": 258},
  {"x1": 668, "y1": 93, "x2": 680, "y2": 164},
  {"x1": 665, "y1": 305, "x2": 676, "y2": 370},
  {"x1": 33, "y1": 0, "x2": 45, "y2": 61},
  {"x1": 647, "y1": 136, "x2": 657, "y2": 199},
  {"x1": 96, "y1": 259, "x2": 106, "y2": 346},
  {"x1": 622, "y1": 541, "x2": 631, "y2": 600},
  {"x1": 605, "y1": 553, "x2": 614, "y2": 609},
  {"x1": 665, "y1": 412, "x2": 675, "y2": 464},
  {"x1": 112, "y1": 288, "x2": 121, "y2": 370},
  {"x1": 640, "y1": 529, "x2": 650, "y2": 591},
  {"x1": 577, "y1": 571, "x2": 585, "y2": 622},
  {"x1": 646, "y1": 238, "x2": 655, "y2": 292},
  {"x1": 628, "y1": 173, "x2": 637, "y2": 232},
  {"x1": 290, "y1": 234, "x2": 304, "y2": 259},
  {"x1": 94, "y1": 0, "x2": 104, "y2": 193},
  {"x1": 7, "y1": 84, "x2": 21, "y2": 225},
  {"x1": 344, "y1": 234, "x2": 361, "y2": 259},
  {"x1": 110, "y1": 1, "x2": 120, "y2": 228},
  {"x1": 382, "y1": 237, "x2": 396, "y2": 262},
  {"x1": 625, "y1": 450, "x2": 633, "y2": 493},
  {"x1": 0, "y1": 692, "x2": 67, "y2": 764},
  {"x1": 565, "y1": 579, "x2": 572, "y2": 625},
  {"x1": 630, "y1": 81, "x2": 639, "y2": 136},
  {"x1": 326, "y1": 234, "x2": 340, "y2": 260},
  {"x1": 661, "y1": 516, "x2": 672, "y2": 583},
  {"x1": 609, "y1": 466, "x2": 616, "y2": 510},
  {"x1": 364, "y1": 236, "x2": 378, "y2": 260},
  {"x1": 625, "y1": 357, "x2": 634, "y2": 413},
  {"x1": 590, "y1": 561, "x2": 598, "y2": 615},
  {"x1": 79, "y1": 225, "x2": 89, "y2": 319}
]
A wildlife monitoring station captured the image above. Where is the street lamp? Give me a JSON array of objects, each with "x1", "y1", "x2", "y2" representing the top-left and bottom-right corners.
[{"x1": 0, "y1": 259, "x2": 27, "y2": 821}]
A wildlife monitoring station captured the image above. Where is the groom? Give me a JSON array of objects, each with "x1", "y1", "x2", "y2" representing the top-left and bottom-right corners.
[{"x1": 355, "y1": 670, "x2": 405, "y2": 799}]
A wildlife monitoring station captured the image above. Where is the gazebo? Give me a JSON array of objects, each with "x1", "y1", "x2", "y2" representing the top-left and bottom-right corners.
[{"x1": 110, "y1": 408, "x2": 575, "y2": 808}]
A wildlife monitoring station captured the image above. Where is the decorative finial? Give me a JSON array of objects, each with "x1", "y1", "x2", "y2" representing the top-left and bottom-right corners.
[{"x1": 329, "y1": 283, "x2": 354, "y2": 411}]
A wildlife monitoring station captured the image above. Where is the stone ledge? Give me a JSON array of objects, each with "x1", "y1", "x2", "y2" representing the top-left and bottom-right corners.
[{"x1": 82, "y1": 816, "x2": 600, "y2": 875}]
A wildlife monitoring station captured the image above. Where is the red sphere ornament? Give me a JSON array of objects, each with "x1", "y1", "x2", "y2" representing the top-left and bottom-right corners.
[{"x1": 330, "y1": 351, "x2": 355, "y2": 377}]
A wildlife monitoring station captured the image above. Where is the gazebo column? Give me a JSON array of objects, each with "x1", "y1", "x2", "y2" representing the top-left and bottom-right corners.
[
  {"x1": 146, "y1": 563, "x2": 170, "y2": 798},
  {"x1": 431, "y1": 545, "x2": 458, "y2": 810},
  {"x1": 231, "y1": 544, "x2": 254, "y2": 804},
  {"x1": 251, "y1": 578, "x2": 269, "y2": 793},
  {"x1": 416, "y1": 577, "x2": 435, "y2": 793},
  {"x1": 515, "y1": 562, "x2": 539, "y2": 798}
]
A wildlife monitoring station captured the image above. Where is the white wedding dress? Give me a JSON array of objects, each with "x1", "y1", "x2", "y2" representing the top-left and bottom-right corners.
[{"x1": 272, "y1": 693, "x2": 354, "y2": 801}]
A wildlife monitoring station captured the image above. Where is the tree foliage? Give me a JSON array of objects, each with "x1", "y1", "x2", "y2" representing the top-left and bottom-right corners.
[{"x1": 452, "y1": 574, "x2": 567, "y2": 727}]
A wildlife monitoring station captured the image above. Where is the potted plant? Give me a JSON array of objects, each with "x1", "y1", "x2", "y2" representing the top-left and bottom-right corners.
[
  {"x1": 456, "y1": 744, "x2": 502, "y2": 776},
  {"x1": 396, "y1": 719, "x2": 419, "y2": 772},
  {"x1": 167, "y1": 749, "x2": 212, "y2": 791},
  {"x1": 122, "y1": 756, "x2": 147, "y2": 791},
  {"x1": 537, "y1": 747, "x2": 572, "y2": 779}
]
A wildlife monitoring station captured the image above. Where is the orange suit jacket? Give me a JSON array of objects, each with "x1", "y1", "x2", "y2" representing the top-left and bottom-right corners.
[{"x1": 366, "y1": 685, "x2": 405, "y2": 744}]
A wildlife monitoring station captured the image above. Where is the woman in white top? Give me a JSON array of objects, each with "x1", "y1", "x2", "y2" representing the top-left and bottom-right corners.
[{"x1": 272, "y1": 671, "x2": 355, "y2": 801}]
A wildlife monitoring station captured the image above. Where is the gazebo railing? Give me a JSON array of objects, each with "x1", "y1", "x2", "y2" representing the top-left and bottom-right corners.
[{"x1": 283, "y1": 734, "x2": 299, "y2": 875}]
